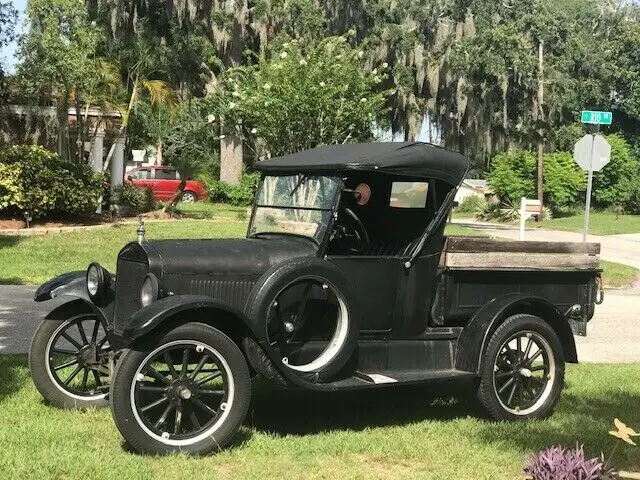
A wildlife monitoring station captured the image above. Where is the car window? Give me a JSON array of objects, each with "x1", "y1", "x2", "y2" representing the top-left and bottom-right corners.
[
  {"x1": 131, "y1": 169, "x2": 151, "y2": 180},
  {"x1": 155, "y1": 168, "x2": 177, "y2": 180},
  {"x1": 389, "y1": 181, "x2": 429, "y2": 208}
]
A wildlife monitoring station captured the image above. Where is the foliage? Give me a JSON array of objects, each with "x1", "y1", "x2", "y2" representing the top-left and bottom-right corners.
[
  {"x1": 455, "y1": 195, "x2": 487, "y2": 214},
  {"x1": 543, "y1": 152, "x2": 586, "y2": 212},
  {"x1": 592, "y1": 134, "x2": 640, "y2": 210},
  {"x1": 487, "y1": 151, "x2": 537, "y2": 204},
  {"x1": 208, "y1": 36, "x2": 389, "y2": 157},
  {"x1": 200, "y1": 172, "x2": 260, "y2": 206},
  {"x1": 0, "y1": 145, "x2": 101, "y2": 218},
  {"x1": 111, "y1": 183, "x2": 155, "y2": 215},
  {"x1": 523, "y1": 444, "x2": 603, "y2": 480},
  {"x1": 0, "y1": 0, "x2": 17, "y2": 76}
]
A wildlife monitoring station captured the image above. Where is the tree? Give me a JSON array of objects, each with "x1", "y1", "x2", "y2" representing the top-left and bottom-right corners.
[
  {"x1": 209, "y1": 36, "x2": 389, "y2": 158},
  {"x1": 0, "y1": 0, "x2": 17, "y2": 76},
  {"x1": 17, "y1": 0, "x2": 99, "y2": 161}
]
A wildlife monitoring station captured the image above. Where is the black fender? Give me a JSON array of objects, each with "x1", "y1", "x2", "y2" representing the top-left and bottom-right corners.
[
  {"x1": 455, "y1": 293, "x2": 578, "y2": 374},
  {"x1": 113, "y1": 294, "x2": 346, "y2": 391},
  {"x1": 34, "y1": 271, "x2": 114, "y2": 324}
]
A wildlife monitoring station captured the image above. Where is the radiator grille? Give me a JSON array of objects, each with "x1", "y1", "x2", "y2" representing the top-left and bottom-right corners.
[{"x1": 113, "y1": 259, "x2": 148, "y2": 332}]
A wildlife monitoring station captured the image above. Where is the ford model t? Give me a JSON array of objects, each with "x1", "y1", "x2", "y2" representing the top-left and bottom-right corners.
[{"x1": 29, "y1": 142, "x2": 601, "y2": 455}]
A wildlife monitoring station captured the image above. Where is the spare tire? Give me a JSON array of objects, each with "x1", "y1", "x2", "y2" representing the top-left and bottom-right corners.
[{"x1": 245, "y1": 257, "x2": 359, "y2": 381}]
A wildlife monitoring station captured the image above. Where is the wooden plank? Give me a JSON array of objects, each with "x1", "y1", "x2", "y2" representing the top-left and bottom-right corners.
[
  {"x1": 445, "y1": 251, "x2": 599, "y2": 270},
  {"x1": 445, "y1": 236, "x2": 601, "y2": 255}
]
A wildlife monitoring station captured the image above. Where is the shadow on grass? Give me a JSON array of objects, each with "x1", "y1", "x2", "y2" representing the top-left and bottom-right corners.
[
  {"x1": 248, "y1": 378, "x2": 478, "y2": 436},
  {"x1": 0, "y1": 235, "x2": 21, "y2": 249},
  {"x1": 0, "y1": 355, "x2": 29, "y2": 403}
]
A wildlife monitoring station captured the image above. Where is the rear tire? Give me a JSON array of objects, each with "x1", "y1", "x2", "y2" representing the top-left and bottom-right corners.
[
  {"x1": 29, "y1": 316, "x2": 111, "y2": 409},
  {"x1": 181, "y1": 191, "x2": 197, "y2": 203},
  {"x1": 110, "y1": 322, "x2": 251, "y2": 455},
  {"x1": 477, "y1": 314, "x2": 564, "y2": 421}
]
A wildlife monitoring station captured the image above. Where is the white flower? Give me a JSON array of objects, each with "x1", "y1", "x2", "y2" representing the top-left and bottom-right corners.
[
  {"x1": 299, "y1": 58, "x2": 307, "y2": 66},
  {"x1": 336, "y1": 54, "x2": 342, "y2": 59},
  {"x1": 358, "y1": 51, "x2": 364, "y2": 58},
  {"x1": 283, "y1": 42, "x2": 289, "y2": 49},
  {"x1": 382, "y1": 62, "x2": 388, "y2": 68},
  {"x1": 280, "y1": 51, "x2": 288, "y2": 59},
  {"x1": 219, "y1": 134, "x2": 226, "y2": 139},
  {"x1": 360, "y1": 98, "x2": 366, "y2": 103},
  {"x1": 228, "y1": 102, "x2": 236, "y2": 109},
  {"x1": 263, "y1": 83, "x2": 271, "y2": 90},
  {"x1": 232, "y1": 90, "x2": 240, "y2": 97},
  {"x1": 320, "y1": 81, "x2": 326, "y2": 87},
  {"x1": 374, "y1": 76, "x2": 380, "y2": 82},
  {"x1": 207, "y1": 114, "x2": 216, "y2": 123},
  {"x1": 371, "y1": 68, "x2": 378, "y2": 75},
  {"x1": 251, "y1": 128, "x2": 257, "y2": 134}
]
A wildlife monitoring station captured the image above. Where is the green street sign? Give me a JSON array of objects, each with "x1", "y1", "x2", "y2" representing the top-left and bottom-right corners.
[{"x1": 581, "y1": 110, "x2": 612, "y2": 125}]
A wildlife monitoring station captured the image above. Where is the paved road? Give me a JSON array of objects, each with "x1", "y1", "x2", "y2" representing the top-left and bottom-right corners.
[{"x1": 0, "y1": 284, "x2": 637, "y2": 362}]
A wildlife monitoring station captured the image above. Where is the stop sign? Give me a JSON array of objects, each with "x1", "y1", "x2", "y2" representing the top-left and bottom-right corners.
[{"x1": 573, "y1": 134, "x2": 611, "y2": 172}]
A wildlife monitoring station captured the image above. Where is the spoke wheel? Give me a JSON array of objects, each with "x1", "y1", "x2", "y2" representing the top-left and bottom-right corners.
[
  {"x1": 110, "y1": 323, "x2": 251, "y2": 455},
  {"x1": 131, "y1": 341, "x2": 231, "y2": 444},
  {"x1": 29, "y1": 314, "x2": 112, "y2": 409},
  {"x1": 266, "y1": 278, "x2": 349, "y2": 373},
  {"x1": 492, "y1": 331, "x2": 555, "y2": 415},
  {"x1": 477, "y1": 314, "x2": 564, "y2": 421}
]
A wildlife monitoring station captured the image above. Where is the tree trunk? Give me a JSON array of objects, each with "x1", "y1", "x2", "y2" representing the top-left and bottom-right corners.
[
  {"x1": 162, "y1": 178, "x2": 187, "y2": 213},
  {"x1": 404, "y1": 110, "x2": 422, "y2": 142},
  {"x1": 220, "y1": 132, "x2": 243, "y2": 186},
  {"x1": 536, "y1": 39, "x2": 545, "y2": 205},
  {"x1": 156, "y1": 137, "x2": 163, "y2": 165}
]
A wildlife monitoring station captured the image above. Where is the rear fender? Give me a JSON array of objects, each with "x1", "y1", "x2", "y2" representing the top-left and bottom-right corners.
[{"x1": 455, "y1": 294, "x2": 577, "y2": 374}]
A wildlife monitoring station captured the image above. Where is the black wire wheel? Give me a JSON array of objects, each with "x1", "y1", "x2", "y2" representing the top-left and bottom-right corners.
[
  {"x1": 110, "y1": 323, "x2": 251, "y2": 455},
  {"x1": 29, "y1": 314, "x2": 112, "y2": 409},
  {"x1": 477, "y1": 314, "x2": 565, "y2": 421},
  {"x1": 266, "y1": 278, "x2": 350, "y2": 375}
]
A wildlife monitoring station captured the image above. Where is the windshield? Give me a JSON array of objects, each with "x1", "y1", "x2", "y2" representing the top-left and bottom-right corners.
[{"x1": 249, "y1": 175, "x2": 341, "y2": 243}]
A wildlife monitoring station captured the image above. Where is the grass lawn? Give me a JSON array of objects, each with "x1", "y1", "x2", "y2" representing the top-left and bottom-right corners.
[
  {"x1": 0, "y1": 356, "x2": 638, "y2": 479},
  {"x1": 601, "y1": 260, "x2": 639, "y2": 289},
  {"x1": 530, "y1": 212, "x2": 640, "y2": 236},
  {"x1": 0, "y1": 219, "x2": 480, "y2": 285}
]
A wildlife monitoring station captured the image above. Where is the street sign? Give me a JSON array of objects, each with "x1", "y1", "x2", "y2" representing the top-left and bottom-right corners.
[
  {"x1": 573, "y1": 134, "x2": 611, "y2": 242},
  {"x1": 573, "y1": 134, "x2": 611, "y2": 172},
  {"x1": 581, "y1": 110, "x2": 612, "y2": 125}
]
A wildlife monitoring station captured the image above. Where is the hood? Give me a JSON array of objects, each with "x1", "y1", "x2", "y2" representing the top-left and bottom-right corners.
[{"x1": 143, "y1": 236, "x2": 318, "y2": 278}]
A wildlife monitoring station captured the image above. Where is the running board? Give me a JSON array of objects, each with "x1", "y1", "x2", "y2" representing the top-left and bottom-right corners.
[{"x1": 322, "y1": 369, "x2": 475, "y2": 390}]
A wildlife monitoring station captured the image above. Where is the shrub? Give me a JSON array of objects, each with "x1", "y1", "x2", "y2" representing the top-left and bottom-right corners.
[
  {"x1": 626, "y1": 179, "x2": 640, "y2": 215},
  {"x1": 200, "y1": 171, "x2": 260, "y2": 206},
  {"x1": 543, "y1": 152, "x2": 586, "y2": 213},
  {"x1": 0, "y1": 145, "x2": 102, "y2": 218},
  {"x1": 455, "y1": 195, "x2": 487, "y2": 214},
  {"x1": 111, "y1": 183, "x2": 156, "y2": 215},
  {"x1": 593, "y1": 134, "x2": 640, "y2": 209},
  {"x1": 523, "y1": 444, "x2": 603, "y2": 480},
  {"x1": 487, "y1": 150, "x2": 536, "y2": 204}
]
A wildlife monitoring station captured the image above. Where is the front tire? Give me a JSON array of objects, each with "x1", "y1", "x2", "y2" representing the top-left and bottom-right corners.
[
  {"x1": 29, "y1": 315, "x2": 112, "y2": 409},
  {"x1": 110, "y1": 323, "x2": 251, "y2": 455},
  {"x1": 477, "y1": 314, "x2": 564, "y2": 421}
]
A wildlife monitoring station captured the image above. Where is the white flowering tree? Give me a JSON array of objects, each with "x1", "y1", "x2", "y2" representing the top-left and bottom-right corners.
[{"x1": 209, "y1": 35, "x2": 390, "y2": 163}]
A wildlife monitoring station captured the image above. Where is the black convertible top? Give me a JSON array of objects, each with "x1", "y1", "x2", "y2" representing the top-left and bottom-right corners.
[{"x1": 254, "y1": 142, "x2": 470, "y2": 185}]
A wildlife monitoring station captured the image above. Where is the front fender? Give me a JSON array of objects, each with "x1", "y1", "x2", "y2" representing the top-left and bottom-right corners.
[
  {"x1": 455, "y1": 294, "x2": 577, "y2": 374},
  {"x1": 113, "y1": 295, "x2": 261, "y2": 345}
]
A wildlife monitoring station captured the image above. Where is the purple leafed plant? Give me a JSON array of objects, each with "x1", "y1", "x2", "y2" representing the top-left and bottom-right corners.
[{"x1": 523, "y1": 444, "x2": 604, "y2": 480}]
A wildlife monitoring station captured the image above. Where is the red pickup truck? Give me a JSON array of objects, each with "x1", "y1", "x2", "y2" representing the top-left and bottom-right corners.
[{"x1": 127, "y1": 166, "x2": 207, "y2": 202}]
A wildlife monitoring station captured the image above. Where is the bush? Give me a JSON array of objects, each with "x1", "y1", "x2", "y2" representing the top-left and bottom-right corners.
[
  {"x1": 487, "y1": 150, "x2": 536, "y2": 204},
  {"x1": 455, "y1": 195, "x2": 487, "y2": 214},
  {"x1": 111, "y1": 183, "x2": 156, "y2": 215},
  {"x1": 200, "y1": 171, "x2": 260, "y2": 206},
  {"x1": 523, "y1": 444, "x2": 603, "y2": 480},
  {"x1": 0, "y1": 145, "x2": 102, "y2": 218},
  {"x1": 593, "y1": 134, "x2": 640, "y2": 209},
  {"x1": 543, "y1": 152, "x2": 586, "y2": 212}
]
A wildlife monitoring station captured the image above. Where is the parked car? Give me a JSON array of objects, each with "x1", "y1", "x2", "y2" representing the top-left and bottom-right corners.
[
  {"x1": 30, "y1": 142, "x2": 602, "y2": 456},
  {"x1": 127, "y1": 166, "x2": 207, "y2": 202}
]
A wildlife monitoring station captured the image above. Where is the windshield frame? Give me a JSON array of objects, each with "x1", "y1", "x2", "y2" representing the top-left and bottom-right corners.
[{"x1": 246, "y1": 173, "x2": 343, "y2": 246}]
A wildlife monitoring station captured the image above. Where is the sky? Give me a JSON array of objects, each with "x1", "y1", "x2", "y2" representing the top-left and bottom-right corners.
[{"x1": 1, "y1": 0, "x2": 26, "y2": 73}]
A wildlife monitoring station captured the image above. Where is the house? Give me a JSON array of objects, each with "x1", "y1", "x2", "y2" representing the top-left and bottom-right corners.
[{"x1": 455, "y1": 179, "x2": 493, "y2": 203}]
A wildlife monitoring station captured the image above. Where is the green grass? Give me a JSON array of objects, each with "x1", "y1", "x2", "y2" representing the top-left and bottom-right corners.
[
  {"x1": 0, "y1": 356, "x2": 638, "y2": 479},
  {"x1": 530, "y1": 212, "x2": 640, "y2": 236},
  {"x1": 601, "y1": 260, "x2": 639, "y2": 289},
  {"x1": 0, "y1": 220, "x2": 247, "y2": 285},
  {"x1": 174, "y1": 202, "x2": 250, "y2": 220}
]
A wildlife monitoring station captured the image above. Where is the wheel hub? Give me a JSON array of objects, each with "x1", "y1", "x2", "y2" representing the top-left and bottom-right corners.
[
  {"x1": 78, "y1": 343, "x2": 99, "y2": 367},
  {"x1": 167, "y1": 378, "x2": 199, "y2": 404}
]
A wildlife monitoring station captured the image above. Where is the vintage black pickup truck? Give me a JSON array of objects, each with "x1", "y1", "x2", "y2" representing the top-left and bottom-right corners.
[{"x1": 29, "y1": 142, "x2": 602, "y2": 455}]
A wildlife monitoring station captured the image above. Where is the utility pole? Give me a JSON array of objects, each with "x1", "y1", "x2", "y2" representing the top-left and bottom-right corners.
[{"x1": 536, "y1": 39, "x2": 545, "y2": 205}]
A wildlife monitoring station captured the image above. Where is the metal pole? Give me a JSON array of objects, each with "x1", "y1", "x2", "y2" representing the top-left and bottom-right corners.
[{"x1": 582, "y1": 126, "x2": 599, "y2": 242}]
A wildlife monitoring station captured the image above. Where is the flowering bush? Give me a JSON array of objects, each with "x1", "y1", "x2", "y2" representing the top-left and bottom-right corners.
[{"x1": 207, "y1": 35, "x2": 389, "y2": 157}]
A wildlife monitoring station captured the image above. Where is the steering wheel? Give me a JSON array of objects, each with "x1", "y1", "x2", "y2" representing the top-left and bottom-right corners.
[{"x1": 331, "y1": 207, "x2": 370, "y2": 253}]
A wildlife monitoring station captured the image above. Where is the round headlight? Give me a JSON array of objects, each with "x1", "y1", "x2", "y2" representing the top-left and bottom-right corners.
[
  {"x1": 140, "y1": 273, "x2": 159, "y2": 307},
  {"x1": 86, "y1": 263, "x2": 106, "y2": 299}
]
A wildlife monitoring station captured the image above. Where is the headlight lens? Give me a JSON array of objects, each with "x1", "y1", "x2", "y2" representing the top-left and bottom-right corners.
[
  {"x1": 86, "y1": 263, "x2": 107, "y2": 299},
  {"x1": 140, "y1": 273, "x2": 159, "y2": 307}
]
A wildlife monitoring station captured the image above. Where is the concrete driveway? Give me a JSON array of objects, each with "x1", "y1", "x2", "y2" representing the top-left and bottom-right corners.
[{"x1": 0, "y1": 284, "x2": 637, "y2": 362}]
